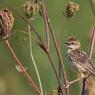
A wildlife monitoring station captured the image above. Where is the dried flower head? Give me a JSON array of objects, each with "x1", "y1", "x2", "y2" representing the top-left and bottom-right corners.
[
  {"x1": 0, "y1": 8, "x2": 14, "y2": 39},
  {"x1": 23, "y1": 1, "x2": 40, "y2": 19},
  {"x1": 64, "y1": 1, "x2": 80, "y2": 19}
]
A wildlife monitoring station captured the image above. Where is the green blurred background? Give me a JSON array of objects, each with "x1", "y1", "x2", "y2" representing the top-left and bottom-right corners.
[{"x1": 0, "y1": 0, "x2": 95, "y2": 95}]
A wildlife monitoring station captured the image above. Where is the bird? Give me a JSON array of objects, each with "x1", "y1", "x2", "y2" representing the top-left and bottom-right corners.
[{"x1": 65, "y1": 36, "x2": 95, "y2": 78}]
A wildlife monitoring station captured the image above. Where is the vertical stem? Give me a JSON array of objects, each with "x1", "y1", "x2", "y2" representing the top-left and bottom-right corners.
[
  {"x1": 28, "y1": 24, "x2": 44, "y2": 95},
  {"x1": 58, "y1": 43, "x2": 62, "y2": 79},
  {"x1": 58, "y1": 43, "x2": 62, "y2": 95},
  {"x1": 46, "y1": 51, "x2": 64, "y2": 95},
  {"x1": 40, "y1": 0, "x2": 50, "y2": 49},
  {"x1": 46, "y1": 13, "x2": 70, "y2": 95},
  {"x1": 81, "y1": 26, "x2": 95, "y2": 95},
  {"x1": 81, "y1": 78, "x2": 86, "y2": 95},
  {"x1": 89, "y1": 0, "x2": 95, "y2": 16},
  {"x1": 89, "y1": 27, "x2": 95, "y2": 59},
  {"x1": 39, "y1": 0, "x2": 69, "y2": 94},
  {"x1": 59, "y1": 59, "x2": 62, "y2": 80},
  {"x1": 5, "y1": 40, "x2": 41, "y2": 95}
]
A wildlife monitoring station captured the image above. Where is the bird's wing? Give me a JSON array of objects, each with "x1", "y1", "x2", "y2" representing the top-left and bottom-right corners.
[
  {"x1": 0, "y1": 15, "x2": 4, "y2": 35},
  {"x1": 69, "y1": 49, "x2": 95, "y2": 74}
]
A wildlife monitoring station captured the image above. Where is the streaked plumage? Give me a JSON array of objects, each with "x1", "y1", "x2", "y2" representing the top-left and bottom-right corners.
[{"x1": 65, "y1": 37, "x2": 95, "y2": 77}]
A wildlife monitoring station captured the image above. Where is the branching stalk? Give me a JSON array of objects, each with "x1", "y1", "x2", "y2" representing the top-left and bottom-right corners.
[
  {"x1": 45, "y1": 9, "x2": 69, "y2": 95},
  {"x1": 40, "y1": 0, "x2": 50, "y2": 49},
  {"x1": 89, "y1": 26, "x2": 95, "y2": 59},
  {"x1": 5, "y1": 40, "x2": 41, "y2": 95},
  {"x1": 45, "y1": 50, "x2": 64, "y2": 95},
  {"x1": 81, "y1": 27, "x2": 95, "y2": 95}
]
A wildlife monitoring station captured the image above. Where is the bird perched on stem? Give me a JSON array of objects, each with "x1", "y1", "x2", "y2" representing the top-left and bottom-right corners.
[{"x1": 65, "y1": 37, "x2": 95, "y2": 78}]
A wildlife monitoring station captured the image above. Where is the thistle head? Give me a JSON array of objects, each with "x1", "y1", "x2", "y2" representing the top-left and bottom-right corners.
[
  {"x1": 0, "y1": 8, "x2": 14, "y2": 39},
  {"x1": 65, "y1": 36, "x2": 81, "y2": 50},
  {"x1": 23, "y1": 1, "x2": 40, "y2": 19},
  {"x1": 64, "y1": 1, "x2": 80, "y2": 19}
]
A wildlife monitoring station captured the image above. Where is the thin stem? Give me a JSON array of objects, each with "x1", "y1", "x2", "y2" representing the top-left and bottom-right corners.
[
  {"x1": 40, "y1": 0, "x2": 50, "y2": 49},
  {"x1": 39, "y1": 41, "x2": 64, "y2": 95},
  {"x1": 69, "y1": 78, "x2": 82, "y2": 86},
  {"x1": 64, "y1": 76, "x2": 89, "y2": 88},
  {"x1": 89, "y1": 26, "x2": 95, "y2": 59},
  {"x1": 39, "y1": 1, "x2": 69, "y2": 94},
  {"x1": 81, "y1": 26, "x2": 95, "y2": 95},
  {"x1": 89, "y1": 0, "x2": 95, "y2": 16},
  {"x1": 5, "y1": 40, "x2": 41, "y2": 95},
  {"x1": 45, "y1": 9, "x2": 69, "y2": 95},
  {"x1": 81, "y1": 78, "x2": 86, "y2": 95},
  {"x1": 58, "y1": 43, "x2": 62, "y2": 79},
  {"x1": 28, "y1": 24, "x2": 44, "y2": 95},
  {"x1": 46, "y1": 51, "x2": 64, "y2": 95},
  {"x1": 14, "y1": 30, "x2": 29, "y2": 36}
]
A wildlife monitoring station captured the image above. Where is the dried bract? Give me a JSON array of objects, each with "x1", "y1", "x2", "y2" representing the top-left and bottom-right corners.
[
  {"x1": 64, "y1": 1, "x2": 80, "y2": 19},
  {"x1": 23, "y1": 1, "x2": 40, "y2": 19},
  {"x1": 0, "y1": 8, "x2": 14, "y2": 39}
]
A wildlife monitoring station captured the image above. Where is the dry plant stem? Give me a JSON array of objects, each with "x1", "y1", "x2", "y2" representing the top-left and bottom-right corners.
[
  {"x1": 14, "y1": 30, "x2": 29, "y2": 36},
  {"x1": 81, "y1": 27, "x2": 95, "y2": 95},
  {"x1": 47, "y1": 13, "x2": 69, "y2": 95},
  {"x1": 81, "y1": 78, "x2": 86, "y2": 95},
  {"x1": 59, "y1": 60, "x2": 62, "y2": 80},
  {"x1": 46, "y1": 51, "x2": 64, "y2": 95},
  {"x1": 58, "y1": 43, "x2": 62, "y2": 79},
  {"x1": 45, "y1": 10, "x2": 69, "y2": 95},
  {"x1": 28, "y1": 24, "x2": 44, "y2": 95},
  {"x1": 67, "y1": 77, "x2": 84, "y2": 88},
  {"x1": 89, "y1": 0, "x2": 95, "y2": 16},
  {"x1": 58, "y1": 43, "x2": 62, "y2": 95},
  {"x1": 81, "y1": 79, "x2": 86, "y2": 95},
  {"x1": 65, "y1": 76, "x2": 89, "y2": 88},
  {"x1": 39, "y1": 0, "x2": 67, "y2": 94},
  {"x1": 40, "y1": 0, "x2": 50, "y2": 49},
  {"x1": 5, "y1": 40, "x2": 41, "y2": 95},
  {"x1": 89, "y1": 27, "x2": 95, "y2": 59}
]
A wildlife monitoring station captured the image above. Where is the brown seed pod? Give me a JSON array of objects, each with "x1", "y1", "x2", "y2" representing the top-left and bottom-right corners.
[
  {"x1": 0, "y1": 8, "x2": 14, "y2": 39},
  {"x1": 64, "y1": 1, "x2": 80, "y2": 19},
  {"x1": 23, "y1": 1, "x2": 40, "y2": 19}
]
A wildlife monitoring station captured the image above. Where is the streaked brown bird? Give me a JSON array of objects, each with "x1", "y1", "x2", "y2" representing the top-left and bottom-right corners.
[{"x1": 65, "y1": 37, "x2": 95, "y2": 77}]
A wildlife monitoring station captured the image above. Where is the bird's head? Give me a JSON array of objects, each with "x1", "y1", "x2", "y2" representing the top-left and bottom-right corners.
[{"x1": 65, "y1": 36, "x2": 81, "y2": 50}]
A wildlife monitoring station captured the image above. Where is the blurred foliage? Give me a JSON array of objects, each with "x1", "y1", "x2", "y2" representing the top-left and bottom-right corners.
[{"x1": 0, "y1": 0, "x2": 95, "y2": 95}]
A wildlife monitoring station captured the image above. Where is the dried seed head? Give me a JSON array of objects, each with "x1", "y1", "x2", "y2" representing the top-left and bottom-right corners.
[
  {"x1": 68, "y1": 1, "x2": 80, "y2": 12},
  {"x1": 0, "y1": 8, "x2": 14, "y2": 39},
  {"x1": 23, "y1": 1, "x2": 40, "y2": 19},
  {"x1": 64, "y1": 1, "x2": 80, "y2": 19}
]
